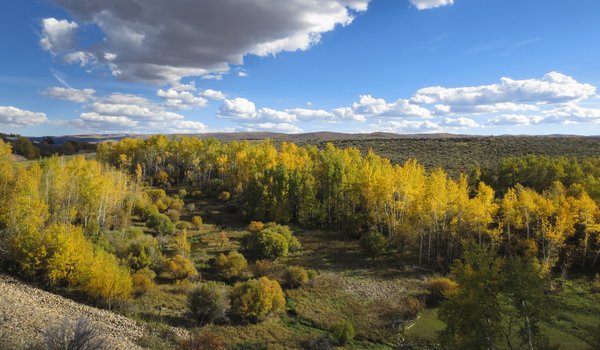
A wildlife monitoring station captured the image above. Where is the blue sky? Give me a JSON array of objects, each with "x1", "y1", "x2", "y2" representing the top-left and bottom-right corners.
[{"x1": 1, "y1": 0, "x2": 600, "y2": 136}]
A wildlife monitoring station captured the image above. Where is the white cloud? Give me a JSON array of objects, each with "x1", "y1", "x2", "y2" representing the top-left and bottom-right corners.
[
  {"x1": 201, "y1": 89, "x2": 226, "y2": 100},
  {"x1": 487, "y1": 114, "x2": 542, "y2": 126},
  {"x1": 288, "y1": 108, "x2": 334, "y2": 121},
  {"x1": 375, "y1": 120, "x2": 441, "y2": 133},
  {"x1": 0, "y1": 106, "x2": 48, "y2": 126},
  {"x1": 218, "y1": 98, "x2": 258, "y2": 120},
  {"x1": 434, "y1": 102, "x2": 538, "y2": 115},
  {"x1": 40, "y1": 18, "x2": 78, "y2": 54},
  {"x1": 157, "y1": 88, "x2": 208, "y2": 109},
  {"x1": 238, "y1": 71, "x2": 249, "y2": 77},
  {"x1": 43, "y1": 87, "x2": 95, "y2": 103},
  {"x1": 239, "y1": 122, "x2": 303, "y2": 134},
  {"x1": 352, "y1": 95, "x2": 432, "y2": 118},
  {"x1": 51, "y1": 0, "x2": 370, "y2": 82},
  {"x1": 541, "y1": 104, "x2": 600, "y2": 124},
  {"x1": 441, "y1": 117, "x2": 479, "y2": 128},
  {"x1": 409, "y1": 0, "x2": 455, "y2": 10},
  {"x1": 63, "y1": 51, "x2": 96, "y2": 66},
  {"x1": 413, "y1": 72, "x2": 596, "y2": 106}
]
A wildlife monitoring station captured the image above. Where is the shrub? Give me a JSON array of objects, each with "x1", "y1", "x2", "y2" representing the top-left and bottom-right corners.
[
  {"x1": 218, "y1": 191, "x2": 231, "y2": 201},
  {"x1": 166, "y1": 209, "x2": 180, "y2": 223},
  {"x1": 164, "y1": 254, "x2": 198, "y2": 281},
  {"x1": 125, "y1": 234, "x2": 161, "y2": 270},
  {"x1": 426, "y1": 276, "x2": 459, "y2": 305},
  {"x1": 302, "y1": 336, "x2": 332, "y2": 350},
  {"x1": 230, "y1": 277, "x2": 285, "y2": 322},
  {"x1": 250, "y1": 230, "x2": 288, "y2": 260},
  {"x1": 192, "y1": 215, "x2": 203, "y2": 229},
  {"x1": 263, "y1": 223, "x2": 301, "y2": 251},
  {"x1": 282, "y1": 266, "x2": 309, "y2": 288},
  {"x1": 146, "y1": 213, "x2": 176, "y2": 235},
  {"x1": 78, "y1": 249, "x2": 132, "y2": 307},
  {"x1": 592, "y1": 274, "x2": 600, "y2": 293},
  {"x1": 330, "y1": 320, "x2": 355, "y2": 345},
  {"x1": 215, "y1": 251, "x2": 248, "y2": 280},
  {"x1": 137, "y1": 203, "x2": 159, "y2": 221},
  {"x1": 167, "y1": 198, "x2": 185, "y2": 211},
  {"x1": 132, "y1": 268, "x2": 156, "y2": 296},
  {"x1": 247, "y1": 221, "x2": 265, "y2": 233},
  {"x1": 43, "y1": 318, "x2": 104, "y2": 350},
  {"x1": 250, "y1": 259, "x2": 281, "y2": 279},
  {"x1": 180, "y1": 331, "x2": 226, "y2": 350},
  {"x1": 189, "y1": 282, "x2": 231, "y2": 324},
  {"x1": 178, "y1": 189, "x2": 188, "y2": 199},
  {"x1": 404, "y1": 296, "x2": 424, "y2": 319},
  {"x1": 360, "y1": 230, "x2": 387, "y2": 258}
]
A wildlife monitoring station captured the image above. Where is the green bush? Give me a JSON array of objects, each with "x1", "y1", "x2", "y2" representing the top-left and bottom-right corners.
[
  {"x1": 230, "y1": 277, "x2": 285, "y2": 322},
  {"x1": 251, "y1": 230, "x2": 288, "y2": 260},
  {"x1": 189, "y1": 282, "x2": 230, "y2": 324},
  {"x1": 330, "y1": 320, "x2": 355, "y2": 345},
  {"x1": 360, "y1": 230, "x2": 387, "y2": 258},
  {"x1": 146, "y1": 213, "x2": 176, "y2": 235},
  {"x1": 215, "y1": 251, "x2": 248, "y2": 280},
  {"x1": 282, "y1": 266, "x2": 309, "y2": 288},
  {"x1": 263, "y1": 223, "x2": 301, "y2": 251}
]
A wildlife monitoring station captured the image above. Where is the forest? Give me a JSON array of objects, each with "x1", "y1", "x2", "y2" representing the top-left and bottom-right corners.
[{"x1": 2, "y1": 135, "x2": 600, "y2": 349}]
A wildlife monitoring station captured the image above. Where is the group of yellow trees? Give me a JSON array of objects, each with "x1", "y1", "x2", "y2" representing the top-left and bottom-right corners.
[
  {"x1": 99, "y1": 136, "x2": 600, "y2": 272},
  {"x1": 0, "y1": 140, "x2": 135, "y2": 307}
]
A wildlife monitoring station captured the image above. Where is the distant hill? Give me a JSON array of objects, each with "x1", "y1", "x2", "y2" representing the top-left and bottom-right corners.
[{"x1": 3, "y1": 132, "x2": 600, "y2": 177}]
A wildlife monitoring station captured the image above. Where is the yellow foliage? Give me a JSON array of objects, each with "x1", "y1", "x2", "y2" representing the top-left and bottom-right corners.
[
  {"x1": 78, "y1": 249, "x2": 132, "y2": 306},
  {"x1": 164, "y1": 254, "x2": 198, "y2": 281},
  {"x1": 230, "y1": 277, "x2": 285, "y2": 322}
]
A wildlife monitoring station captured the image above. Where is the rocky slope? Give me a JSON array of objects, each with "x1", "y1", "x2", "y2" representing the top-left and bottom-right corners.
[{"x1": 0, "y1": 274, "x2": 146, "y2": 349}]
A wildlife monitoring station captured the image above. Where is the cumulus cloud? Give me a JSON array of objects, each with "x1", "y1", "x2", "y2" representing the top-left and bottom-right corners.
[
  {"x1": 409, "y1": 0, "x2": 455, "y2": 10},
  {"x1": 433, "y1": 102, "x2": 538, "y2": 115},
  {"x1": 487, "y1": 114, "x2": 543, "y2": 126},
  {"x1": 157, "y1": 88, "x2": 208, "y2": 109},
  {"x1": 441, "y1": 117, "x2": 479, "y2": 128},
  {"x1": 50, "y1": 0, "x2": 371, "y2": 82},
  {"x1": 412, "y1": 72, "x2": 596, "y2": 106},
  {"x1": 72, "y1": 92, "x2": 207, "y2": 133},
  {"x1": 352, "y1": 95, "x2": 432, "y2": 119},
  {"x1": 40, "y1": 18, "x2": 78, "y2": 54},
  {"x1": 375, "y1": 120, "x2": 441, "y2": 133},
  {"x1": 43, "y1": 87, "x2": 95, "y2": 103},
  {"x1": 238, "y1": 122, "x2": 303, "y2": 134},
  {"x1": 201, "y1": 89, "x2": 226, "y2": 100},
  {"x1": 0, "y1": 106, "x2": 48, "y2": 126}
]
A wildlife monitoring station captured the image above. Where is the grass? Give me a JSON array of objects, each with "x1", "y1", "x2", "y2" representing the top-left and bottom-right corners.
[{"x1": 121, "y1": 193, "x2": 600, "y2": 350}]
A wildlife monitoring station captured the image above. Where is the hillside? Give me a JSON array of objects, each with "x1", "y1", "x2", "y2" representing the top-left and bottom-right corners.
[{"x1": 0, "y1": 274, "x2": 149, "y2": 349}]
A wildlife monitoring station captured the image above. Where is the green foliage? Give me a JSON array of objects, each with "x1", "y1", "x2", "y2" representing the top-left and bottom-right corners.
[
  {"x1": 215, "y1": 251, "x2": 248, "y2": 280},
  {"x1": 359, "y1": 230, "x2": 387, "y2": 258},
  {"x1": 281, "y1": 266, "x2": 309, "y2": 288},
  {"x1": 146, "y1": 213, "x2": 176, "y2": 235},
  {"x1": 230, "y1": 277, "x2": 285, "y2": 322},
  {"x1": 329, "y1": 320, "x2": 355, "y2": 345},
  {"x1": 188, "y1": 282, "x2": 231, "y2": 324},
  {"x1": 439, "y1": 242, "x2": 551, "y2": 349},
  {"x1": 13, "y1": 136, "x2": 40, "y2": 159},
  {"x1": 250, "y1": 230, "x2": 288, "y2": 260}
]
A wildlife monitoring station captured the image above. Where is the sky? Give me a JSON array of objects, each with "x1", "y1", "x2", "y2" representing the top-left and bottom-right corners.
[{"x1": 1, "y1": 0, "x2": 600, "y2": 136}]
